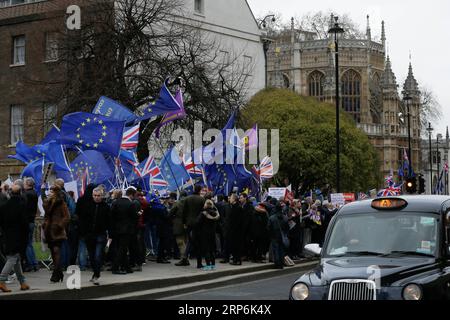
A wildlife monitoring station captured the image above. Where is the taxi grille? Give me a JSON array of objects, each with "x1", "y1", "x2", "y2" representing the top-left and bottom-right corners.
[{"x1": 328, "y1": 280, "x2": 377, "y2": 300}]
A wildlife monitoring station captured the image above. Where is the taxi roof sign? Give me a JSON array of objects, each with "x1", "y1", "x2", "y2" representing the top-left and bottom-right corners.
[{"x1": 371, "y1": 198, "x2": 408, "y2": 210}]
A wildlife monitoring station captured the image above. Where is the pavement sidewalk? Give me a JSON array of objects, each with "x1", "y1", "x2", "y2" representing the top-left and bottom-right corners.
[{"x1": 0, "y1": 258, "x2": 318, "y2": 300}]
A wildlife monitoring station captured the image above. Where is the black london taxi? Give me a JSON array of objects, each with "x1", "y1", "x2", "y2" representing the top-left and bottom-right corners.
[{"x1": 290, "y1": 196, "x2": 450, "y2": 300}]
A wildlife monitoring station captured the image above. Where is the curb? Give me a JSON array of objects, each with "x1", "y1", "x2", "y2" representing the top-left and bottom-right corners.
[
  {"x1": 113, "y1": 261, "x2": 318, "y2": 300},
  {"x1": 0, "y1": 260, "x2": 318, "y2": 300}
]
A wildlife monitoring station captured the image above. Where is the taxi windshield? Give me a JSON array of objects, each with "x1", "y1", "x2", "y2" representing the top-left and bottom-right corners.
[{"x1": 325, "y1": 212, "x2": 439, "y2": 258}]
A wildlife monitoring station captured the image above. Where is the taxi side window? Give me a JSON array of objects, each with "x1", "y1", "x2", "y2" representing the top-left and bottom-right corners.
[{"x1": 443, "y1": 203, "x2": 450, "y2": 256}]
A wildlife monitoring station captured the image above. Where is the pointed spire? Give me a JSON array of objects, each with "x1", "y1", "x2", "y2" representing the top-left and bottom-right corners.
[
  {"x1": 381, "y1": 55, "x2": 398, "y2": 92},
  {"x1": 291, "y1": 17, "x2": 294, "y2": 30},
  {"x1": 366, "y1": 15, "x2": 371, "y2": 40},
  {"x1": 381, "y1": 21, "x2": 386, "y2": 48},
  {"x1": 402, "y1": 60, "x2": 420, "y2": 97},
  {"x1": 446, "y1": 126, "x2": 449, "y2": 142}
]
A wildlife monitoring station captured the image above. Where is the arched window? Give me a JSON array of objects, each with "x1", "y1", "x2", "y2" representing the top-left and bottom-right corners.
[
  {"x1": 341, "y1": 70, "x2": 361, "y2": 123},
  {"x1": 308, "y1": 71, "x2": 324, "y2": 99}
]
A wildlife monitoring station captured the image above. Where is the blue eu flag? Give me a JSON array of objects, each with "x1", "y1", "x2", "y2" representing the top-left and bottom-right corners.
[
  {"x1": 8, "y1": 141, "x2": 40, "y2": 164},
  {"x1": 92, "y1": 96, "x2": 138, "y2": 124},
  {"x1": 71, "y1": 150, "x2": 115, "y2": 185},
  {"x1": 21, "y1": 159, "x2": 43, "y2": 192},
  {"x1": 136, "y1": 79, "x2": 183, "y2": 122},
  {"x1": 160, "y1": 147, "x2": 192, "y2": 192},
  {"x1": 40, "y1": 126, "x2": 60, "y2": 145},
  {"x1": 59, "y1": 112, "x2": 125, "y2": 157}
]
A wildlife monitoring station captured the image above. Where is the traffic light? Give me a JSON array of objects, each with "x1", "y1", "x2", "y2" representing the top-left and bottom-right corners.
[
  {"x1": 405, "y1": 177, "x2": 417, "y2": 194},
  {"x1": 418, "y1": 175, "x2": 425, "y2": 194}
]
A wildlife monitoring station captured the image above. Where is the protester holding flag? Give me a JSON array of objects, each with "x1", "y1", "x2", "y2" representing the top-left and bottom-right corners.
[
  {"x1": 41, "y1": 184, "x2": 70, "y2": 283},
  {"x1": 172, "y1": 192, "x2": 189, "y2": 266}
]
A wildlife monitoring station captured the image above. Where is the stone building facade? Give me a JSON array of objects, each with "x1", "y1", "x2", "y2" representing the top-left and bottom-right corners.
[{"x1": 267, "y1": 16, "x2": 422, "y2": 182}]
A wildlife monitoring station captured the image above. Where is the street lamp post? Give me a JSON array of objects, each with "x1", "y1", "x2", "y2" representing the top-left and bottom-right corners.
[
  {"x1": 257, "y1": 15, "x2": 276, "y2": 88},
  {"x1": 426, "y1": 123, "x2": 433, "y2": 194},
  {"x1": 403, "y1": 94, "x2": 413, "y2": 177},
  {"x1": 328, "y1": 16, "x2": 345, "y2": 193},
  {"x1": 436, "y1": 133, "x2": 442, "y2": 194}
]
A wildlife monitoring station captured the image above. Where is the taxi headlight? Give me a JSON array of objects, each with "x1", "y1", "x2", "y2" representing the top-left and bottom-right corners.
[
  {"x1": 291, "y1": 283, "x2": 309, "y2": 300},
  {"x1": 402, "y1": 284, "x2": 422, "y2": 300}
]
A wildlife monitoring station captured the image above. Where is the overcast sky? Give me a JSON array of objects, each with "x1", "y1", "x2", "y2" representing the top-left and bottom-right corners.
[{"x1": 247, "y1": 0, "x2": 450, "y2": 137}]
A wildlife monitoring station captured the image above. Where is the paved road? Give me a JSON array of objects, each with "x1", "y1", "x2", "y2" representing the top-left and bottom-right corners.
[{"x1": 161, "y1": 271, "x2": 304, "y2": 300}]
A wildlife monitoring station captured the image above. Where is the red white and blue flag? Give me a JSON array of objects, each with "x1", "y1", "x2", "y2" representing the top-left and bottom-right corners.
[
  {"x1": 377, "y1": 185, "x2": 402, "y2": 197},
  {"x1": 358, "y1": 192, "x2": 369, "y2": 200},
  {"x1": 258, "y1": 156, "x2": 274, "y2": 180},
  {"x1": 183, "y1": 153, "x2": 204, "y2": 178},
  {"x1": 121, "y1": 123, "x2": 140, "y2": 150},
  {"x1": 137, "y1": 156, "x2": 168, "y2": 188}
]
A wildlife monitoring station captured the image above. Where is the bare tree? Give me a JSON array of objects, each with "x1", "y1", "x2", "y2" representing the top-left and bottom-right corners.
[
  {"x1": 291, "y1": 11, "x2": 365, "y2": 39},
  {"x1": 39, "y1": 0, "x2": 252, "y2": 160},
  {"x1": 420, "y1": 87, "x2": 443, "y2": 132}
]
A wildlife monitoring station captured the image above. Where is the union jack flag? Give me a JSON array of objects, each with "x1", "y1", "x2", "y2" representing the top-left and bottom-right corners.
[
  {"x1": 377, "y1": 185, "x2": 402, "y2": 197},
  {"x1": 258, "y1": 156, "x2": 274, "y2": 180},
  {"x1": 183, "y1": 153, "x2": 204, "y2": 178},
  {"x1": 136, "y1": 156, "x2": 168, "y2": 188},
  {"x1": 358, "y1": 192, "x2": 369, "y2": 200},
  {"x1": 121, "y1": 123, "x2": 140, "y2": 150}
]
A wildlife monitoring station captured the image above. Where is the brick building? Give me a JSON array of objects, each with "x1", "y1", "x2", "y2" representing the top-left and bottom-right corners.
[{"x1": 0, "y1": 0, "x2": 81, "y2": 179}]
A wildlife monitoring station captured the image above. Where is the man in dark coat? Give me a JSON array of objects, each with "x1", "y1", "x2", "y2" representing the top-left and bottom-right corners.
[
  {"x1": 226, "y1": 194, "x2": 245, "y2": 265},
  {"x1": 78, "y1": 187, "x2": 110, "y2": 284},
  {"x1": 0, "y1": 185, "x2": 30, "y2": 292},
  {"x1": 178, "y1": 185, "x2": 205, "y2": 266},
  {"x1": 110, "y1": 188, "x2": 137, "y2": 274},
  {"x1": 239, "y1": 193, "x2": 253, "y2": 261},
  {"x1": 23, "y1": 178, "x2": 39, "y2": 272},
  {"x1": 267, "y1": 203, "x2": 289, "y2": 269}
]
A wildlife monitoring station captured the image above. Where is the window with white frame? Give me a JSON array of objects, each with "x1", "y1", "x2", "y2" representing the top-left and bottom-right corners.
[
  {"x1": 45, "y1": 32, "x2": 59, "y2": 61},
  {"x1": 194, "y1": 0, "x2": 204, "y2": 14},
  {"x1": 219, "y1": 50, "x2": 230, "y2": 65},
  {"x1": 243, "y1": 55, "x2": 253, "y2": 76},
  {"x1": 10, "y1": 105, "x2": 24, "y2": 145},
  {"x1": 43, "y1": 104, "x2": 57, "y2": 134},
  {"x1": 12, "y1": 35, "x2": 26, "y2": 65},
  {"x1": 0, "y1": 0, "x2": 41, "y2": 8}
]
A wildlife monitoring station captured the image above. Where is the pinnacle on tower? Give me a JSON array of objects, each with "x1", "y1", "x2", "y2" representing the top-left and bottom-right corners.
[
  {"x1": 366, "y1": 15, "x2": 371, "y2": 40},
  {"x1": 381, "y1": 21, "x2": 386, "y2": 48},
  {"x1": 402, "y1": 60, "x2": 420, "y2": 97},
  {"x1": 381, "y1": 55, "x2": 398, "y2": 91}
]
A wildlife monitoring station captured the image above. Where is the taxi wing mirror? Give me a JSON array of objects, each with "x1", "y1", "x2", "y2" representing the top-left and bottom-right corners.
[{"x1": 304, "y1": 243, "x2": 322, "y2": 257}]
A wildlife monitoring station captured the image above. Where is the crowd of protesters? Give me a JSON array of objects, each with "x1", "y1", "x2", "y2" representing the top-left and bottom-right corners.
[{"x1": 0, "y1": 177, "x2": 339, "y2": 292}]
